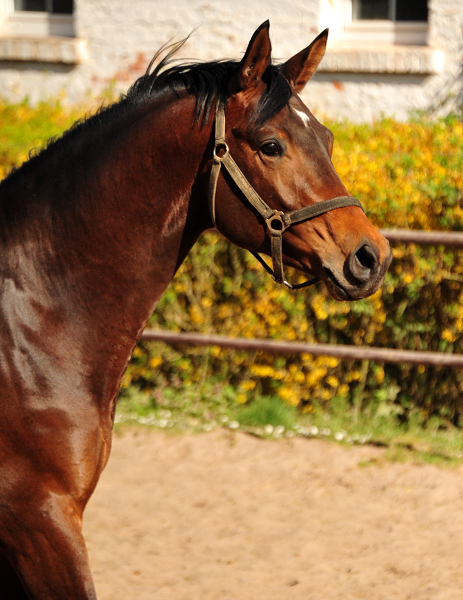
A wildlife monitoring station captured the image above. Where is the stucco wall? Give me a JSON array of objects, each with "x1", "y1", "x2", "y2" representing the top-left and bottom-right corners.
[
  {"x1": 0, "y1": 0, "x2": 461, "y2": 121},
  {"x1": 307, "y1": 0, "x2": 463, "y2": 121}
]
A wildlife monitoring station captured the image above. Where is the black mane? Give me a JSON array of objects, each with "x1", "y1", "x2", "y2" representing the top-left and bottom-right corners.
[
  {"x1": 125, "y1": 39, "x2": 293, "y2": 127},
  {"x1": 0, "y1": 39, "x2": 292, "y2": 188}
]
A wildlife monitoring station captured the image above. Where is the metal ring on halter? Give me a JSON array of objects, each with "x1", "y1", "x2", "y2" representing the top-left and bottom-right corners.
[
  {"x1": 213, "y1": 142, "x2": 229, "y2": 161},
  {"x1": 265, "y1": 211, "x2": 287, "y2": 234}
]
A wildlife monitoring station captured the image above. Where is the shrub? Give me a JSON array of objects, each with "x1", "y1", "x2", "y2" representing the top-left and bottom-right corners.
[
  {"x1": 0, "y1": 97, "x2": 84, "y2": 180},
  {"x1": 130, "y1": 116, "x2": 463, "y2": 425},
  {"x1": 1, "y1": 100, "x2": 462, "y2": 423}
]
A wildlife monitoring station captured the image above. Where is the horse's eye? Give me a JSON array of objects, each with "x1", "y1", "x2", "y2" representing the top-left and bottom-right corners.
[{"x1": 260, "y1": 142, "x2": 280, "y2": 156}]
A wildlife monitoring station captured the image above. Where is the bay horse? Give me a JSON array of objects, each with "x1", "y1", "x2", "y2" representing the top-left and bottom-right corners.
[{"x1": 0, "y1": 21, "x2": 391, "y2": 599}]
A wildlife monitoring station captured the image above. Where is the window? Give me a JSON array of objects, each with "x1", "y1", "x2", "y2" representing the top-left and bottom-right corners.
[
  {"x1": 14, "y1": 0, "x2": 72, "y2": 13},
  {"x1": 319, "y1": 0, "x2": 440, "y2": 76},
  {"x1": 352, "y1": 0, "x2": 428, "y2": 22},
  {"x1": 0, "y1": 0, "x2": 84, "y2": 64},
  {"x1": 1, "y1": 0, "x2": 74, "y2": 37},
  {"x1": 339, "y1": 0, "x2": 428, "y2": 45}
]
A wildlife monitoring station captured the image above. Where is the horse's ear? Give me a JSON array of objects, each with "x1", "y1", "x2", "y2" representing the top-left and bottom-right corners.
[
  {"x1": 230, "y1": 20, "x2": 272, "y2": 94},
  {"x1": 281, "y1": 29, "x2": 328, "y2": 93}
]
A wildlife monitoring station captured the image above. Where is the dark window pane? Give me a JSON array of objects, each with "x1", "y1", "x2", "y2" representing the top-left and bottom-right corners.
[
  {"x1": 396, "y1": 0, "x2": 427, "y2": 21},
  {"x1": 52, "y1": 0, "x2": 73, "y2": 13},
  {"x1": 353, "y1": 0, "x2": 389, "y2": 20},
  {"x1": 14, "y1": 0, "x2": 73, "y2": 12},
  {"x1": 14, "y1": 0, "x2": 46, "y2": 10}
]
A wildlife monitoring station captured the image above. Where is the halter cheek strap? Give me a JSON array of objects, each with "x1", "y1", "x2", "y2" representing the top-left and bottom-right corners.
[{"x1": 208, "y1": 102, "x2": 364, "y2": 290}]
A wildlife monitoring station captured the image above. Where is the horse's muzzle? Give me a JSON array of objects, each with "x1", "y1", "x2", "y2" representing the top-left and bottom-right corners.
[{"x1": 323, "y1": 238, "x2": 392, "y2": 301}]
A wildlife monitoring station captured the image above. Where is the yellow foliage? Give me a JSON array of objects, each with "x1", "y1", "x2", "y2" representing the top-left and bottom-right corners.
[
  {"x1": 278, "y1": 386, "x2": 301, "y2": 406},
  {"x1": 125, "y1": 116, "x2": 463, "y2": 418},
  {"x1": 240, "y1": 380, "x2": 256, "y2": 392},
  {"x1": 6, "y1": 99, "x2": 459, "y2": 416},
  {"x1": 149, "y1": 356, "x2": 162, "y2": 368}
]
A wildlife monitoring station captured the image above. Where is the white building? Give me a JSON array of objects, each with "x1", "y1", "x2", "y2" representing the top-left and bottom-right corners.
[{"x1": 0, "y1": 0, "x2": 461, "y2": 121}]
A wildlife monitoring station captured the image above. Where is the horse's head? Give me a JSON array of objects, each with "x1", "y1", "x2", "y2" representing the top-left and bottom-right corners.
[{"x1": 211, "y1": 21, "x2": 392, "y2": 300}]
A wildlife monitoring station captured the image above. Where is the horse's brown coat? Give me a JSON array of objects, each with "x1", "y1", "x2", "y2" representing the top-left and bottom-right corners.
[{"x1": 0, "y1": 22, "x2": 391, "y2": 598}]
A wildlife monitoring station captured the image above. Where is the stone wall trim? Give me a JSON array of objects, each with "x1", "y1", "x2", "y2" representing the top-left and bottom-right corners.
[
  {"x1": 0, "y1": 36, "x2": 87, "y2": 64},
  {"x1": 320, "y1": 46, "x2": 445, "y2": 75}
]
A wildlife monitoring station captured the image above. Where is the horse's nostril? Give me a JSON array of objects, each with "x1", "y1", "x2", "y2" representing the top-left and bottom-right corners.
[
  {"x1": 347, "y1": 244, "x2": 378, "y2": 284},
  {"x1": 356, "y1": 245, "x2": 377, "y2": 270}
]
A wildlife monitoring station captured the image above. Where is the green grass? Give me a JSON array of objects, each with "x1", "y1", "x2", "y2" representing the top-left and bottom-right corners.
[
  {"x1": 115, "y1": 381, "x2": 463, "y2": 467},
  {"x1": 232, "y1": 396, "x2": 298, "y2": 430}
]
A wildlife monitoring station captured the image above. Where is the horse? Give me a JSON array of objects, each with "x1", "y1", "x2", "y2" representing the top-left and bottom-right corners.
[{"x1": 0, "y1": 21, "x2": 391, "y2": 599}]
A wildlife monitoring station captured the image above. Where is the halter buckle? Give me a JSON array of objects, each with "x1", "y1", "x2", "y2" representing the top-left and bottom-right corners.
[{"x1": 265, "y1": 210, "x2": 287, "y2": 234}]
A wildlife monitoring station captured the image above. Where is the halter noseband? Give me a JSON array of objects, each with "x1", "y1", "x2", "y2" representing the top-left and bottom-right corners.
[{"x1": 208, "y1": 103, "x2": 364, "y2": 290}]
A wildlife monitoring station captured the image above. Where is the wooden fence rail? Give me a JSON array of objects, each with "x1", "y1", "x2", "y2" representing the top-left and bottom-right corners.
[
  {"x1": 380, "y1": 228, "x2": 463, "y2": 248},
  {"x1": 140, "y1": 329, "x2": 463, "y2": 368},
  {"x1": 140, "y1": 228, "x2": 463, "y2": 368}
]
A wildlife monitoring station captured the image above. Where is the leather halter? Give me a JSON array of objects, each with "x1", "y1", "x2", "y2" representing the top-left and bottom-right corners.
[{"x1": 208, "y1": 103, "x2": 364, "y2": 290}]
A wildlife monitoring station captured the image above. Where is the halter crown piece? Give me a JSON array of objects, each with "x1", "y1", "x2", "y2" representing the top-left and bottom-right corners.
[{"x1": 208, "y1": 102, "x2": 364, "y2": 290}]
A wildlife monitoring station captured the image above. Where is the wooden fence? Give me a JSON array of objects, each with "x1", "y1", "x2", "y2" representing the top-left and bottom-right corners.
[{"x1": 140, "y1": 228, "x2": 463, "y2": 368}]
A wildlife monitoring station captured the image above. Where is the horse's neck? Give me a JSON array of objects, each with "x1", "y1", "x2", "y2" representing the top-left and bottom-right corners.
[
  {"x1": 71, "y1": 96, "x2": 211, "y2": 325},
  {"x1": 80, "y1": 98, "x2": 210, "y2": 298},
  {"x1": 0, "y1": 94, "x2": 212, "y2": 411}
]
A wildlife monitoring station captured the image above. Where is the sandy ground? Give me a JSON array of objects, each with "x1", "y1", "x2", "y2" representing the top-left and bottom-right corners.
[{"x1": 83, "y1": 428, "x2": 463, "y2": 600}]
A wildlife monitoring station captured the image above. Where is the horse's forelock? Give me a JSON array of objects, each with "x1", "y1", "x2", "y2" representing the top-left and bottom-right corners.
[{"x1": 251, "y1": 64, "x2": 293, "y2": 129}]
